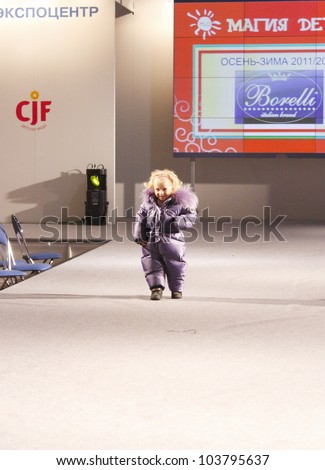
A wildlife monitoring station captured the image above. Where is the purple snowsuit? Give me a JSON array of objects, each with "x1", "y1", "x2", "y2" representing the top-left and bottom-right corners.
[{"x1": 133, "y1": 185, "x2": 198, "y2": 292}]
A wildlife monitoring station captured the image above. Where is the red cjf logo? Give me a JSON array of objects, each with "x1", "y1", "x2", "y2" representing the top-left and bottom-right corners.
[{"x1": 16, "y1": 90, "x2": 52, "y2": 130}]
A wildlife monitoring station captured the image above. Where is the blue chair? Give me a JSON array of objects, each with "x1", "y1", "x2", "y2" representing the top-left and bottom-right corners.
[
  {"x1": 0, "y1": 225, "x2": 26, "y2": 290},
  {"x1": 11, "y1": 214, "x2": 62, "y2": 265},
  {"x1": 0, "y1": 224, "x2": 52, "y2": 278}
]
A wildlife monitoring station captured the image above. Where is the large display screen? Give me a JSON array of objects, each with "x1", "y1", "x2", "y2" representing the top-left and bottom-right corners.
[{"x1": 173, "y1": 0, "x2": 325, "y2": 157}]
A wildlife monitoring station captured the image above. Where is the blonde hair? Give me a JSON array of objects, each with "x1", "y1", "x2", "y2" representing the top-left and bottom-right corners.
[{"x1": 144, "y1": 169, "x2": 182, "y2": 191}]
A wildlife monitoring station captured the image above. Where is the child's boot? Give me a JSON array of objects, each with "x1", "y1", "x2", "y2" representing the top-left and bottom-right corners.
[
  {"x1": 150, "y1": 288, "x2": 163, "y2": 300},
  {"x1": 171, "y1": 291, "x2": 182, "y2": 299}
]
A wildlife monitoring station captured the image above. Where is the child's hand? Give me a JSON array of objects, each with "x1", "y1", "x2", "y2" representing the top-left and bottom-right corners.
[{"x1": 140, "y1": 240, "x2": 148, "y2": 247}]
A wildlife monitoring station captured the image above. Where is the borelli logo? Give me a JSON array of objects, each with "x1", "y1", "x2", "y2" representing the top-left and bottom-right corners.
[
  {"x1": 16, "y1": 90, "x2": 52, "y2": 130},
  {"x1": 235, "y1": 70, "x2": 323, "y2": 124}
]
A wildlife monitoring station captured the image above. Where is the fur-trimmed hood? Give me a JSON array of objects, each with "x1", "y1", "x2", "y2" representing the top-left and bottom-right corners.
[{"x1": 142, "y1": 184, "x2": 198, "y2": 210}]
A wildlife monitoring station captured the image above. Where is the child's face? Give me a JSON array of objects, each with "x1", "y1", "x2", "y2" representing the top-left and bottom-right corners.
[{"x1": 153, "y1": 177, "x2": 174, "y2": 202}]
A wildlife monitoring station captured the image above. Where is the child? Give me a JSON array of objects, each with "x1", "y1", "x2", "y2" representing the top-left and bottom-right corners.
[{"x1": 133, "y1": 169, "x2": 198, "y2": 300}]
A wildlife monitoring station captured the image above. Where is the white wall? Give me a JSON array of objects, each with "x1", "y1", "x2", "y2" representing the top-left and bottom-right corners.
[
  {"x1": 0, "y1": 0, "x2": 115, "y2": 223},
  {"x1": 116, "y1": 0, "x2": 176, "y2": 215},
  {"x1": 116, "y1": 0, "x2": 325, "y2": 221}
]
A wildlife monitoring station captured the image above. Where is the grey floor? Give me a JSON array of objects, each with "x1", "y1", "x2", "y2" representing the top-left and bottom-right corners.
[{"x1": 0, "y1": 222, "x2": 324, "y2": 450}]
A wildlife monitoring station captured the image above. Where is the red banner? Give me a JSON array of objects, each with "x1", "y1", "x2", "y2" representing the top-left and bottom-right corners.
[{"x1": 173, "y1": 1, "x2": 325, "y2": 156}]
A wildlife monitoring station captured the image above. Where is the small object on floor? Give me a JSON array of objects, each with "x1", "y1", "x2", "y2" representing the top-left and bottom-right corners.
[
  {"x1": 171, "y1": 291, "x2": 182, "y2": 299},
  {"x1": 150, "y1": 288, "x2": 163, "y2": 300}
]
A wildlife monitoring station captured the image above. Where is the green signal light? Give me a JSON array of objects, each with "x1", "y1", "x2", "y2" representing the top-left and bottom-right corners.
[{"x1": 90, "y1": 175, "x2": 100, "y2": 187}]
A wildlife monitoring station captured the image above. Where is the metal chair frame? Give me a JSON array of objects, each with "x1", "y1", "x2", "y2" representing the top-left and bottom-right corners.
[
  {"x1": 0, "y1": 224, "x2": 52, "y2": 279},
  {"x1": 0, "y1": 225, "x2": 26, "y2": 290},
  {"x1": 11, "y1": 214, "x2": 62, "y2": 265}
]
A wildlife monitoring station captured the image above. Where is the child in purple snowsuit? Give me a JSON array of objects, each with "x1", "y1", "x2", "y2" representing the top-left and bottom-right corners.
[{"x1": 133, "y1": 169, "x2": 198, "y2": 300}]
